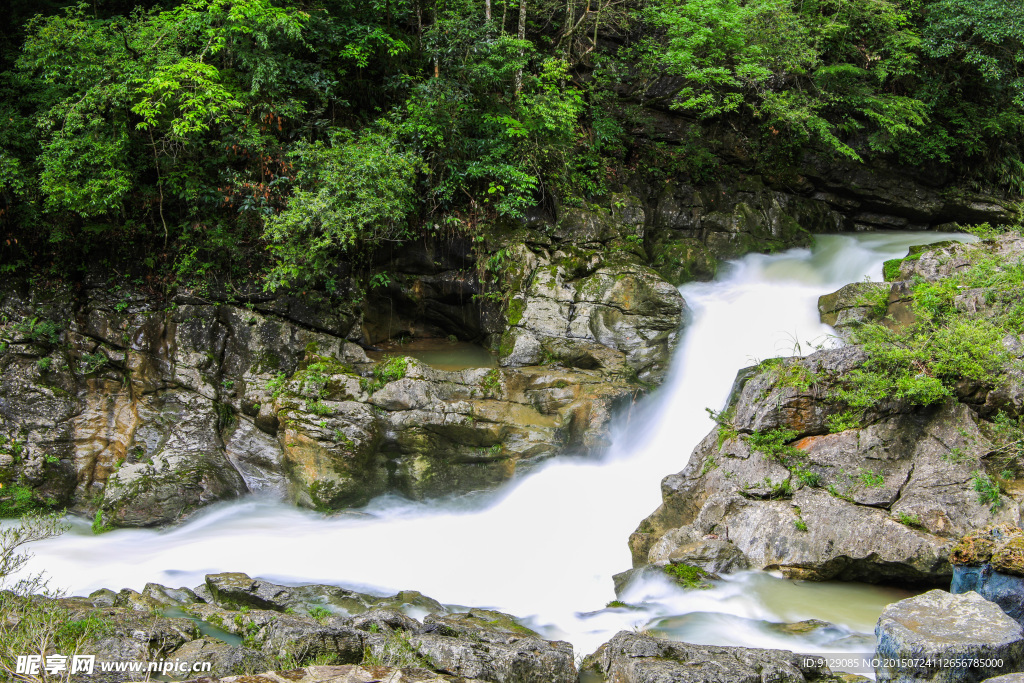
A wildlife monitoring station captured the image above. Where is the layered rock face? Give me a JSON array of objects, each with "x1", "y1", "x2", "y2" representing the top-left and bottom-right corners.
[
  {"x1": 0, "y1": 238, "x2": 685, "y2": 526},
  {"x1": 628, "y1": 235, "x2": 1024, "y2": 585}
]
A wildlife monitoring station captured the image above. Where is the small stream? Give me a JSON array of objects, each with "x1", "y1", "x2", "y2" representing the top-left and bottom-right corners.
[{"x1": 21, "y1": 231, "x2": 970, "y2": 659}]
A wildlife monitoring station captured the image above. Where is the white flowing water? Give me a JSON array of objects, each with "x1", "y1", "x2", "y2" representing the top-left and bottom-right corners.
[{"x1": 19, "y1": 231, "x2": 971, "y2": 659}]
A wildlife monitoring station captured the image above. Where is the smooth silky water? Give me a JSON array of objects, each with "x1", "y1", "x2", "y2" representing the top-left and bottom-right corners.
[{"x1": 17, "y1": 231, "x2": 972, "y2": 660}]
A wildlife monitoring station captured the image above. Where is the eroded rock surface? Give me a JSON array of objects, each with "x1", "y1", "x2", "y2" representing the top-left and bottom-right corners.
[
  {"x1": 875, "y1": 590, "x2": 1024, "y2": 683},
  {"x1": 580, "y1": 630, "x2": 844, "y2": 683},
  {"x1": 0, "y1": 239, "x2": 682, "y2": 525}
]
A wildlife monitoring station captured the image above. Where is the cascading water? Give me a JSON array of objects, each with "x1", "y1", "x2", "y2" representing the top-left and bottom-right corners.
[{"x1": 19, "y1": 231, "x2": 972, "y2": 659}]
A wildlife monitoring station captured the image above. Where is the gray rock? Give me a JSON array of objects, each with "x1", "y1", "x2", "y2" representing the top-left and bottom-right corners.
[
  {"x1": 141, "y1": 583, "x2": 203, "y2": 607},
  {"x1": 875, "y1": 590, "x2": 1024, "y2": 682},
  {"x1": 169, "y1": 636, "x2": 270, "y2": 678},
  {"x1": 981, "y1": 676, "x2": 1024, "y2": 683},
  {"x1": 497, "y1": 241, "x2": 686, "y2": 384},
  {"x1": 257, "y1": 613, "x2": 364, "y2": 663},
  {"x1": 71, "y1": 607, "x2": 200, "y2": 682},
  {"x1": 818, "y1": 282, "x2": 889, "y2": 338},
  {"x1": 1, "y1": 264, "x2": 668, "y2": 527},
  {"x1": 648, "y1": 530, "x2": 751, "y2": 574},
  {"x1": 203, "y1": 572, "x2": 444, "y2": 617},
  {"x1": 628, "y1": 338, "x2": 1020, "y2": 583},
  {"x1": 952, "y1": 566, "x2": 1024, "y2": 626},
  {"x1": 350, "y1": 607, "x2": 421, "y2": 633},
  {"x1": 355, "y1": 608, "x2": 578, "y2": 682},
  {"x1": 580, "y1": 630, "x2": 840, "y2": 682}
]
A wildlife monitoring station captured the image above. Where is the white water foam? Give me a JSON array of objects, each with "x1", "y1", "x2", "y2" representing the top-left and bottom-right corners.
[{"x1": 17, "y1": 231, "x2": 970, "y2": 657}]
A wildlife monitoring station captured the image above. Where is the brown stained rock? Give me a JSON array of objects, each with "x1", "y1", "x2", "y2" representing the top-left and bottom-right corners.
[
  {"x1": 992, "y1": 536, "x2": 1024, "y2": 576},
  {"x1": 951, "y1": 525, "x2": 1023, "y2": 568}
]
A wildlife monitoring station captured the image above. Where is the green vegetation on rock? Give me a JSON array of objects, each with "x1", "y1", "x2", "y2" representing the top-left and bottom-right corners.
[
  {"x1": 663, "y1": 562, "x2": 713, "y2": 589},
  {"x1": 833, "y1": 244, "x2": 1024, "y2": 416}
]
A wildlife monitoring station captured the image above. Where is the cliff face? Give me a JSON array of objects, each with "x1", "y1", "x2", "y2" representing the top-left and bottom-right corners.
[
  {"x1": 0, "y1": 262, "x2": 683, "y2": 526},
  {"x1": 0, "y1": 164, "x2": 1016, "y2": 529}
]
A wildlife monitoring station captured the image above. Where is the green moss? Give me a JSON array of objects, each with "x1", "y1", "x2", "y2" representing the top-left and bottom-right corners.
[
  {"x1": 213, "y1": 401, "x2": 236, "y2": 430},
  {"x1": 480, "y1": 368, "x2": 501, "y2": 397},
  {"x1": 253, "y1": 351, "x2": 281, "y2": 372},
  {"x1": 894, "y1": 511, "x2": 924, "y2": 528},
  {"x1": 505, "y1": 297, "x2": 525, "y2": 327},
  {"x1": 359, "y1": 355, "x2": 408, "y2": 394},
  {"x1": 882, "y1": 259, "x2": 904, "y2": 282},
  {"x1": 833, "y1": 256, "x2": 1020, "y2": 411},
  {"x1": 992, "y1": 536, "x2": 1024, "y2": 576},
  {"x1": 663, "y1": 563, "x2": 712, "y2": 589}
]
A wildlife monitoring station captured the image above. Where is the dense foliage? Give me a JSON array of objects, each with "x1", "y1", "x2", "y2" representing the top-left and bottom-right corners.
[{"x1": 0, "y1": 0, "x2": 1021, "y2": 286}]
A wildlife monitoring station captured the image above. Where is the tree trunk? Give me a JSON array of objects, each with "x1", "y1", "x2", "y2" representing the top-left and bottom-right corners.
[{"x1": 514, "y1": 0, "x2": 527, "y2": 92}]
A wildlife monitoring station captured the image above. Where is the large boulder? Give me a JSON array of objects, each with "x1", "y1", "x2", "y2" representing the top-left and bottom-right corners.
[
  {"x1": 580, "y1": 631, "x2": 842, "y2": 682},
  {"x1": 498, "y1": 244, "x2": 686, "y2": 385},
  {"x1": 874, "y1": 590, "x2": 1024, "y2": 683},
  {"x1": 628, "y1": 347, "x2": 1015, "y2": 584},
  {"x1": 403, "y1": 610, "x2": 577, "y2": 683}
]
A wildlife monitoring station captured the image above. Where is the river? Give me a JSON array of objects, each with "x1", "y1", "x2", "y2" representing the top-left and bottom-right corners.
[{"x1": 20, "y1": 230, "x2": 971, "y2": 660}]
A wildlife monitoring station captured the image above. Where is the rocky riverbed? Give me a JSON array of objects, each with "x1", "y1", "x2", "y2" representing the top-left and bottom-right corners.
[{"x1": 15, "y1": 560, "x2": 1024, "y2": 683}]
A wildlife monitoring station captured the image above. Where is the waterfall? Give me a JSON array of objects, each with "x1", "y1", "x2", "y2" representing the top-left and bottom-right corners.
[{"x1": 18, "y1": 231, "x2": 971, "y2": 657}]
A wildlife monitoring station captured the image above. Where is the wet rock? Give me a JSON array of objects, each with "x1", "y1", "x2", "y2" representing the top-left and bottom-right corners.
[
  {"x1": 69, "y1": 607, "x2": 201, "y2": 682},
  {"x1": 166, "y1": 586, "x2": 575, "y2": 682},
  {"x1": 89, "y1": 588, "x2": 117, "y2": 607},
  {"x1": 142, "y1": 583, "x2": 203, "y2": 607},
  {"x1": 951, "y1": 526, "x2": 1024, "y2": 625},
  {"x1": 630, "y1": 386, "x2": 1005, "y2": 582},
  {"x1": 629, "y1": 270, "x2": 1024, "y2": 585},
  {"x1": 648, "y1": 529, "x2": 751, "y2": 574},
  {"x1": 818, "y1": 282, "x2": 888, "y2": 339},
  {"x1": 0, "y1": 263, "x2": 668, "y2": 526},
  {"x1": 875, "y1": 590, "x2": 1024, "y2": 682},
  {"x1": 169, "y1": 636, "x2": 270, "y2": 678},
  {"x1": 407, "y1": 611, "x2": 576, "y2": 683},
  {"x1": 112, "y1": 588, "x2": 166, "y2": 612},
  {"x1": 498, "y1": 241, "x2": 686, "y2": 384},
  {"x1": 580, "y1": 630, "x2": 841, "y2": 682},
  {"x1": 202, "y1": 572, "x2": 443, "y2": 617},
  {"x1": 258, "y1": 614, "x2": 364, "y2": 664},
  {"x1": 349, "y1": 608, "x2": 421, "y2": 634}
]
